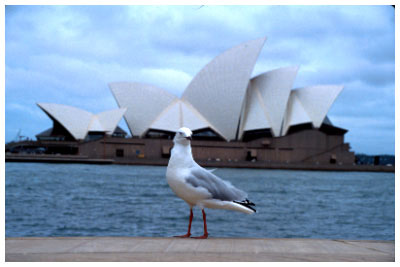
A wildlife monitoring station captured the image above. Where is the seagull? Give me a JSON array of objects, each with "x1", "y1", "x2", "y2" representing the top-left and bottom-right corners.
[{"x1": 166, "y1": 127, "x2": 256, "y2": 239}]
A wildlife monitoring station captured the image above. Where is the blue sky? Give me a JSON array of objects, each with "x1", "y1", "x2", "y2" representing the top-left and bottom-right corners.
[{"x1": 5, "y1": 5, "x2": 395, "y2": 154}]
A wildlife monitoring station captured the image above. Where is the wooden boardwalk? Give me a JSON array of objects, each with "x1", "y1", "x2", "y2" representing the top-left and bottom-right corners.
[{"x1": 5, "y1": 237, "x2": 395, "y2": 262}]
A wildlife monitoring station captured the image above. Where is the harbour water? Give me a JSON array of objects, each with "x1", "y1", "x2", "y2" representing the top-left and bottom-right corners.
[{"x1": 5, "y1": 163, "x2": 394, "y2": 240}]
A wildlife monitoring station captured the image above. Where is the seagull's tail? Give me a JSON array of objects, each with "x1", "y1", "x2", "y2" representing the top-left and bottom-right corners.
[
  {"x1": 233, "y1": 199, "x2": 256, "y2": 214},
  {"x1": 201, "y1": 199, "x2": 256, "y2": 214}
]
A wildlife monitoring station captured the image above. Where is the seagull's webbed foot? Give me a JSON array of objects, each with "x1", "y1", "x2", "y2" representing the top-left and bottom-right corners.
[
  {"x1": 174, "y1": 233, "x2": 191, "y2": 238},
  {"x1": 174, "y1": 208, "x2": 193, "y2": 238},
  {"x1": 191, "y1": 233, "x2": 208, "y2": 239}
]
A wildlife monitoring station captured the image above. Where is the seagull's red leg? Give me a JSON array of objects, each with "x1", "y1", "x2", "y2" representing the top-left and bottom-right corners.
[
  {"x1": 174, "y1": 208, "x2": 193, "y2": 238},
  {"x1": 192, "y1": 209, "x2": 208, "y2": 239}
]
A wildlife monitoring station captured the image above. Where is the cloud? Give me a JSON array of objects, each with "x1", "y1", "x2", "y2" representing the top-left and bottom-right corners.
[
  {"x1": 4, "y1": 5, "x2": 395, "y2": 154},
  {"x1": 138, "y1": 68, "x2": 192, "y2": 96},
  {"x1": 6, "y1": 102, "x2": 46, "y2": 119}
]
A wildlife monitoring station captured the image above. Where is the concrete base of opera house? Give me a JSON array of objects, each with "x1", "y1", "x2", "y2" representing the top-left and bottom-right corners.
[
  {"x1": 5, "y1": 236, "x2": 394, "y2": 262},
  {"x1": 5, "y1": 153, "x2": 394, "y2": 172}
]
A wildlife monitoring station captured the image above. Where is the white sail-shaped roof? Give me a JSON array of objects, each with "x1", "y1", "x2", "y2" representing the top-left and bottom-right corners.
[
  {"x1": 95, "y1": 108, "x2": 127, "y2": 134},
  {"x1": 180, "y1": 100, "x2": 216, "y2": 132},
  {"x1": 106, "y1": 37, "x2": 345, "y2": 140},
  {"x1": 182, "y1": 37, "x2": 267, "y2": 141},
  {"x1": 149, "y1": 100, "x2": 181, "y2": 132},
  {"x1": 281, "y1": 91, "x2": 312, "y2": 136},
  {"x1": 240, "y1": 82, "x2": 271, "y2": 133},
  {"x1": 149, "y1": 99, "x2": 217, "y2": 135},
  {"x1": 109, "y1": 82, "x2": 177, "y2": 137},
  {"x1": 37, "y1": 103, "x2": 93, "y2": 140},
  {"x1": 239, "y1": 66, "x2": 299, "y2": 138},
  {"x1": 37, "y1": 103, "x2": 126, "y2": 140},
  {"x1": 293, "y1": 85, "x2": 344, "y2": 128},
  {"x1": 88, "y1": 117, "x2": 105, "y2": 132}
]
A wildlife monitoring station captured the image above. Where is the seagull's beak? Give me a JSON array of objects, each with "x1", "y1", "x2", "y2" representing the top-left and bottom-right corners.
[{"x1": 185, "y1": 136, "x2": 192, "y2": 141}]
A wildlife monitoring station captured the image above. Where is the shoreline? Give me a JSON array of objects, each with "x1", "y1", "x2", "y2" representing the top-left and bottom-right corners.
[{"x1": 5, "y1": 154, "x2": 394, "y2": 172}]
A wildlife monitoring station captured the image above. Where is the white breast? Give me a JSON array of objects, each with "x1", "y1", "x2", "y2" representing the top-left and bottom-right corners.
[{"x1": 166, "y1": 166, "x2": 211, "y2": 207}]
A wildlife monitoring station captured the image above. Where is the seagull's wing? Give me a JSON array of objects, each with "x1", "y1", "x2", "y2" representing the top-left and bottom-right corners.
[{"x1": 185, "y1": 166, "x2": 247, "y2": 201}]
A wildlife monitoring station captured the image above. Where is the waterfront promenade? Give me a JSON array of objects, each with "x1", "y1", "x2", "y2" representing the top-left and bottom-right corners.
[
  {"x1": 5, "y1": 237, "x2": 394, "y2": 262},
  {"x1": 5, "y1": 154, "x2": 394, "y2": 172}
]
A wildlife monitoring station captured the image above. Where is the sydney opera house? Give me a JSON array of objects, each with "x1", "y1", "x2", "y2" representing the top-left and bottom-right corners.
[{"x1": 13, "y1": 37, "x2": 355, "y2": 166}]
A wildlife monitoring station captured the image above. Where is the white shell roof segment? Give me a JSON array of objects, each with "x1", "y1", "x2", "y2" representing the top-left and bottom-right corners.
[
  {"x1": 293, "y1": 85, "x2": 344, "y2": 128},
  {"x1": 182, "y1": 37, "x2": 267, "y2": 141},
  {"x1": 37, "y1": 103, "x2": 93, "y2": 140},
  {"x1": 180, "y1": 100, "x2": 217, "y2": 133},
  {"x1": 88, "y1": 116, "x2": 105, "y2": 132},
  {"x1": 37, "y1": 103, "x2": 126, "y2": 140},
  {"x1": 240, "y1": 66, "x2": 299, "y2": 137},
  {"x1": 282, "y1": 91, "x2": 312, "y2": 136},
  {"x1": 240, "y1": 81, "x2": 271, "y2": 133},
  {"x1": 109, "y1": 82, "x2": 177, "y2": 137},
  {"x1": 149, "y1": 100, "x2": 181, "y2": 132},
  {"x1": 149, "y1": 99, "x2": 217, "y2": 135},
  {"x1": 95, "y1": 108, "x2": 127, "y2": 134}
]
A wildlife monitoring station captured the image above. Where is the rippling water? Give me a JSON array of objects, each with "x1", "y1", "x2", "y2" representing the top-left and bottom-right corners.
[{"x1": 5, "y1": 163, "x2": 394, "y2": 240}]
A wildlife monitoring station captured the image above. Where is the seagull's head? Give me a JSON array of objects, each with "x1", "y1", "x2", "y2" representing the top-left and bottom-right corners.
[{"x1": 173, "y1": 127, "x2": 193, "y2": 145}]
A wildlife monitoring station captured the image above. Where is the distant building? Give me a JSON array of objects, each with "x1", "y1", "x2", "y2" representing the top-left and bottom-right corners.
[{"x1": 21, "y1": 37, "x2": 354, "y2": 166}]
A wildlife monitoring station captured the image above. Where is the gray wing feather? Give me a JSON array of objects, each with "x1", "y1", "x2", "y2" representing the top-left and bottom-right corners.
[{"x1": 185, "y1": 167, "x2": 247, "y2": 201}]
